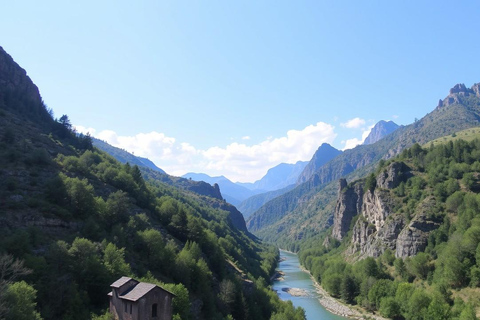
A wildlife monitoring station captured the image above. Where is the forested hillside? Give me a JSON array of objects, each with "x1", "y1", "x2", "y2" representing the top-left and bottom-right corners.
[
  {"x1": 247, "y1": 83, "x2": 480, "y2": 250},
  {"x1": 300, "y1": 138, "x2": 480, "y2": 319},
  {"x1": 0, "y1": 46, "x2": 305, "y2": 320}
]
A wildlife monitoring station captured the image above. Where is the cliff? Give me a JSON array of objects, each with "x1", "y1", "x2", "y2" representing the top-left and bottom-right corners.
[{"x1": 331, "y1": 161, "x2": 439, "y2": 259}]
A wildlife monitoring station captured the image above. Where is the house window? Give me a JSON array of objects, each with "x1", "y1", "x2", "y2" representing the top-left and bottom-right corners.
[
  {"x1": 124, "y1": 302, "x2": 127, "y2": 313},
  {"x1": 130, "y1": 303, "x2": 132, "y2": 314},
  {"x1": 152, "y1": 303, "x2": 158, "y2": 317}
]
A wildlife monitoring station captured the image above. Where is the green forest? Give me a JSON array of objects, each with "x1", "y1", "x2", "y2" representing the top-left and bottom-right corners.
[
  {"x1": 0, "y1": 50, "x2": 305, "y2": 320},
  {"x1": 298, "y1": 139, "x2": 480, "y2": 319}
]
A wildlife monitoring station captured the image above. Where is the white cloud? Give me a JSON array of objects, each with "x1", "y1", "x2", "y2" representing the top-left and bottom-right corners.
[
  {"x1": 84, "y1": 122, "x2": 337, "y2": 182},
  {"x1": 241, "y1": 136, "x2": 251, "y2": 140},
  {"x1": 341, "y1": 117, "x2": 366, "y2": 129},
  {"x1": 341, "y1": 124, "x2": 375, "y2": 150},
  {"x1": 74, "y1": 125, "x2": 97, "y2": 135},
  {"x1": 392, "y1": 115, "x2": 399, "y2": 119}
]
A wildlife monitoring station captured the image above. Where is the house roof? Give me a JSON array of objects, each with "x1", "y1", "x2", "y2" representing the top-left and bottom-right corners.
[
  {"x1": 120, "y1": 282, "x2": 157, "y2": 302},
  {"x1": 110, "y1": 276, "x2": 135, "y2": 288},
  {"x1": 109, "y1": 276, "x2": 176, "y2": 301}
]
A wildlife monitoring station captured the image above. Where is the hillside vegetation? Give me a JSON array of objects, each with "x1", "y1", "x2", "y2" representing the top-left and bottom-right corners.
[
  {"x1": 0, "y1": 46, "x2": 305, "y2": 320},
  {"x1": 299, "y1": 139, "x2": 480, "y2": 319}
]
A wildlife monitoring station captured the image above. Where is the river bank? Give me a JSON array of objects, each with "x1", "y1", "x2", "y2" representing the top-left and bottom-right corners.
[{"x1": 299, "y1": 265, "x2": 386, "y2": 320}]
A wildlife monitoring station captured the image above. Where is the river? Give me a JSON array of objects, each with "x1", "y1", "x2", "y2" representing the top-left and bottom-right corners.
[{"x1": 272, "y1": 250, "x2": 347, "y2": 320}]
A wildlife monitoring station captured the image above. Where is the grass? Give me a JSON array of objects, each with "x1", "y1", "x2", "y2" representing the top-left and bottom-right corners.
[{"x1": 425, "y1": 127, "x2": 480, "y2": 147}]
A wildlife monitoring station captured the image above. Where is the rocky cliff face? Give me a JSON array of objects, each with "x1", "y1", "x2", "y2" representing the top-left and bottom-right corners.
[
  {"x1": 437, "y1": 83, "x2": 480, "y2": 107},
  {"x1": 331, "y1": 162, "x2": 439, "y2": 259},
  {"x1": 332, "y1": 179, "x2": 364, "y2": 241},
  {"x1": 396, "y1": 197, "x2": 441, "y2": 257},
  {"x1": 0, "y1": 46, "x2": 41, "y2": 104}
]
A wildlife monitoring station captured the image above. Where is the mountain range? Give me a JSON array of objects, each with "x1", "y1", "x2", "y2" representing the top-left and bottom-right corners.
[
  {"x1": 247, "y1": 82, "x2": 480, "y2": 249},
  {"x1": 183, "y1": 161, "x2": 308, "y2": 207}
]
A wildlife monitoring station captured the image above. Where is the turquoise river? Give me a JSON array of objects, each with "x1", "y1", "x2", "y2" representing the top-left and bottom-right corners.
[{"x1": 272, "y1": 250, "x2": 347, "y2": 320}]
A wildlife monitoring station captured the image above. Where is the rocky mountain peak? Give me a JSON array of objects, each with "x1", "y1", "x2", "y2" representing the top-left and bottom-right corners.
[
  {"x1": 439, "y1": 82, "x2": 480, "y2": 107},
  {"x1": 296, "y1": 143, "x2": 342, "y2": 184},
  {"x1": 449, "y1": 83, "x2": 468, "y2": 94},
  {"x1": 363, "y1": 120, "x2": 400, "y2": 145}
]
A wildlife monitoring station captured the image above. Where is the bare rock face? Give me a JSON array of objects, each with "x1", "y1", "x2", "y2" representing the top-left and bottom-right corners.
[
  {"x1": 349, "y1": 214, "x2": 405, "y2": 258},
  {"x1": 332, "y1": 179, "x2": 364, "y2": 241},
  {"x1": 376, "y1": 161, "x2": 409, "y2": 189},
  {"x1": 361, "y1": 189, "x2": 393, "y2": 230},
  {"x1": 347, "y1": 188, "x2": 403, "y2": 258},
  {"x1": 439, "y1": 83, "x2": 478, "y2": 107},
  {"x1": 333, "y1": 172, "x2": 441, "y2": 260},
  {"x1": 473, "y1": 83, "x2": 480, "y2": 98},
  {"x1": 0, "y1": 46, "x2": 42, "y2": 105},
  {"x1": 396, "y1": 197, "x2": 440, "y2": 257},
  {"x1": 449, "y1": 83, "x2": 468, "y2": 94}
]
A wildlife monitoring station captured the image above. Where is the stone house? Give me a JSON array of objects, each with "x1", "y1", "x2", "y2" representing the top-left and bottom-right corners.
[{"x1": 108, "y1": 276, "x2": 175, "y2": 320}]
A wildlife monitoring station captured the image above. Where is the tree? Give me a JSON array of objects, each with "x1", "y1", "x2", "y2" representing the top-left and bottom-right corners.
[
  {"x1": 364, "y1": 173, "x2": 377, "y2": 192},
  {"x1": 425, "y1": 293, "x2": 450, "y2": 320},
  {"x1": 367, "y1": 279, "x2": 394, "y2": 310},
  {"x1": 379, "y1": 297, "x2": 401, "y2": 319},
  {"x1": 103, "y1": 242, "x2": 131, "y2": 277},
  {"x1": 103, "y1": 190, "x2": 131, "y2": 228},
  {"x1": 408, "y1": 252, "x2": 431, "y2": 280},
  {"x1": 407, "y1": 289, "x2": 431, "y2": 320},
  {"x1": 0, "y1": 254, "x2": 32, "y2": 318},
  {"x1": 459, "y1": 303, "x2": 477, "y2": 320},
  {"x1": 59, "y1": 114, "x2": 72, "y2": 129},
  {"x1": 218, "y1": 279, "x2": 236, "y2": 314},
  {"x1": 340, "y1": 274, "x2": 357, "y2": 304},
  {"x1": 4, "y1": 281, "x2": 42, "y2": 320}
]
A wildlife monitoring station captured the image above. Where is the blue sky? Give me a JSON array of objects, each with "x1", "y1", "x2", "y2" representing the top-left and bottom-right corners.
[{"x1": 1, "y1": 1, "x2": 480, "y2": 182}]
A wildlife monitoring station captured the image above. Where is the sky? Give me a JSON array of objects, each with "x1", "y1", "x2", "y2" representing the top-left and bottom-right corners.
[{"x1": 1, "y1": 1, "x2": 480, "y2": 182}]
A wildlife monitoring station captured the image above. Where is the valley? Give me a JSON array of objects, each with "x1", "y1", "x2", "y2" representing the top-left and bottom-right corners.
[{"x1": 1, "y1": 30, "x2": 480, "y2": 320}]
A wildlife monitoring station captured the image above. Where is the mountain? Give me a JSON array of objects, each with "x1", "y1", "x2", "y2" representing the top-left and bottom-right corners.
[
  {"x1": 363, "y1": 120, "x2": 400, "y2": 145},
  {"x1": 238, "y1": 161, "x2": 308, "y2": 191},
  {"x1": 0, "y1": 46, "x2": 304, "y2": 320},
  {"x1": 236, "y1": 184, "x2": 296, "y2": 219},
  {"x1": 92, "y1": 137, "x2": 166, "y2": 173},
  {"x1": 183, "y1": 161, "x2": 308, "y2": 208},
  {"x1": 247, "y1": 82, "x2": 480, "y2": 249},
  {"x1": 299, "y1": 139, "x2": 480, "y2": 319},
  {"x1": 182, "y1": 172, "x2": 262, "y2": 205},
  {"x1": 296, "y1": 143, "x2": 343, "y2": 184}
]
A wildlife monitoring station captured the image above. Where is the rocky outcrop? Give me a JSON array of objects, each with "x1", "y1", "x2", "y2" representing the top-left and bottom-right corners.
[
  {"x1": 332, "y1": 166, "x2": 439, "y2": 259},
  {"x1": 349, "y1": 213, "x2": 405, "y2": 258},
  {"x1": 332, "y1": 179, "x2": 364, "y2": 240},
  {"x1": 347, "y1": 187, "x2": 402, "y2": 258},
  {"x1": 473, "y1": 83, "x2": 480, "y2": 98},
  {"x1": 376, "y1": 161, "x2": 410, "y2": 189},
  {"x1": 396, "y1": 197, "x2": 440, "y2": 257},
  {"x1": 0, "y1": 47, "x2": 41, "y2": 102},
  {"x1": 438, "y1": 83, "x2": 480, "y2": 107}
]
